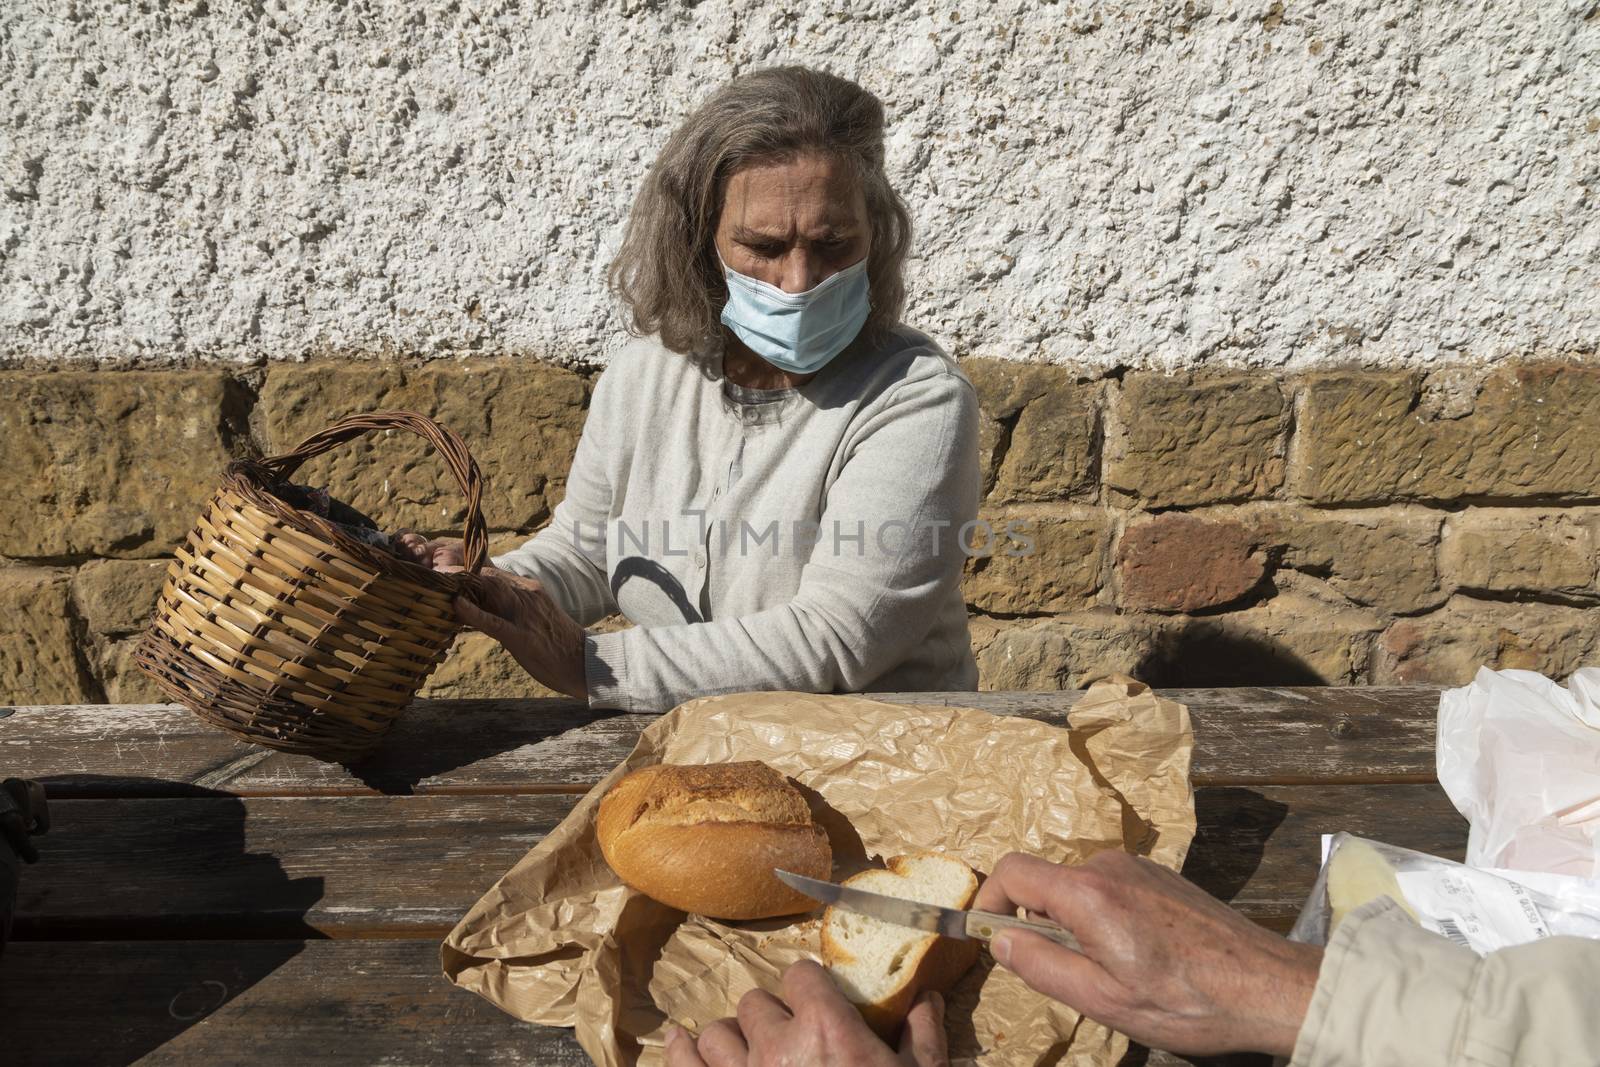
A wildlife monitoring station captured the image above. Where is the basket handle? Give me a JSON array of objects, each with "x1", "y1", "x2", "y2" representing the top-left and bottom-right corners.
[{"x1": 256, "y1": 410, "x2": 489, "y2": 575}]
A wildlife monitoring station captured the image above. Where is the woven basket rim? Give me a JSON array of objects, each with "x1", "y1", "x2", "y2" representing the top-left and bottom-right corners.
[{"x1": 223, "y1": 462, "x2": 482, "y2": 599}]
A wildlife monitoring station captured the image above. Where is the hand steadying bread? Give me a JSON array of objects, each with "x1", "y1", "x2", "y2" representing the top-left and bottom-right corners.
[{"x1": 596, "y1": 761, "x2": 832, "y2": 919}]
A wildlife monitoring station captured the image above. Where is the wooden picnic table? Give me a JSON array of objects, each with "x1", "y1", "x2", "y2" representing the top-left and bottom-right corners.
[{"x1": 0, "y1": 687, "x2": 1461, "y2": 1066}]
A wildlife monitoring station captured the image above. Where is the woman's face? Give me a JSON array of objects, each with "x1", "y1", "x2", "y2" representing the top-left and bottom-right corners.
[{"x1": 713, "y1": 153, "x2": 871, "y2": 295}]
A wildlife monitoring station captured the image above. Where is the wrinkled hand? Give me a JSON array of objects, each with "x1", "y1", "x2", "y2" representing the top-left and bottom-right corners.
[
  {"x1": 664, "y1": 960, "x2": 947, "y2": 1067},
  {"x1": 443, "y1": 566, "x2": 589, "y2": 701},
  {"x1": 975, "y1": 851, "x2": 1322, "y2": 1058},
  {"x1": 392, "y1": 532, "x2": 467, "y2": 571}
]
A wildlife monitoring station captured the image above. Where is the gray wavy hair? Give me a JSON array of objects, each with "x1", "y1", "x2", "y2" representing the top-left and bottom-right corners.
[{"x1": 607, "y1": 66, "x2": 913, "y2": 355}]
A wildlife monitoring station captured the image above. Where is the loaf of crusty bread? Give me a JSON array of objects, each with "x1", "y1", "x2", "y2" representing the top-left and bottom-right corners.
[
  {"x1": 596, "y1": 761, "x2": 832, "y2": 920},
  {"x1": 821, "y1": 852, "x2": 981, "y2": 1036}
]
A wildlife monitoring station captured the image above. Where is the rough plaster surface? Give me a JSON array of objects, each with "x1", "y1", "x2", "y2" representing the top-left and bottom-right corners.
[{"x1": 2, "y1": 0, "x2": 1597, "y2": 370}]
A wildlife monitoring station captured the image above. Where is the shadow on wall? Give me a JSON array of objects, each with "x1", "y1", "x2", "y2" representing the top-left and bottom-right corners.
[{"x1": 1131, "y1": 622, "x2": 1326, "y2": 688}]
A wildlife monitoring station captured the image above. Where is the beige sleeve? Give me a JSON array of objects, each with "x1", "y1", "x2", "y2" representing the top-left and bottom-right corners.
[{"x1": 1290, "y1": 898, "x2": 1600, "y2": 1066}]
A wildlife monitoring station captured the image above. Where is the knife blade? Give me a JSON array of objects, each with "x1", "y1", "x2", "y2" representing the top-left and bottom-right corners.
[{"x1": 774, "y1": 868, "x2": 1081, "y2": 951}]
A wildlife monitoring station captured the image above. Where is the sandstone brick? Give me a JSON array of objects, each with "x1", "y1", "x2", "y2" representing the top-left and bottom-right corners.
[
  {"x1": 1154, "y1": 586, "x2": 1385, "y2": 686},
  {"x1": 0, "y1": 371, "x2": 244, "y2": 558},
  {"x1": 976, "y1": 579, "x2": 1382, "y2": 689},
  {"x1": 1375, "y1": 597, "x2": 1600, "y2": 685},
  {"x1": 1107, "y1": 373, "x2": 1286, "y2": 506},
  {"x1": 1440, "y1": 511, "x2": 1597, "y2": 593},
  {"x1": 0, "y1": 568, "x2": 96, "y2": 704},
  {"x1": 969, "y1": 612, "x2": 1169, "y2": 691},
  {"x1": 1117, "y1": 513, "x2": 1266, "y2": 613},
  {"x1": 489, "y1": 529, "x2": 540, "y2": 557},
  {"x1": 963, "y1": 360, "x2": 1098, "y2": 503},
  {"x1": 1257, "y1": 506, "x2": 1444, "y2": 614},
  {"x1": 1295, "y1": 365, "x2": 1600, "y2": 503},
  {"x1": 962, "y1": 510, "x2": 1109, "y2": 613},
  {"x1": 72, "y1": 558, "x2": 172, "y2": 636},
  {"x1": 418, "y1": 612, "x2": 633, "y2": 699},
  {"x1": 417, "y1": 632, "x2": 558, "y2": 699},
  {"x1": 94, "y1": 636, "x2": 169, "y2": 703},
  {"x1": 259, "y1": 360, "x2": 588, "y2": 535}
]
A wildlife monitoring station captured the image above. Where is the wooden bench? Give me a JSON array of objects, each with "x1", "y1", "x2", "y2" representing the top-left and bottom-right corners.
[{"x1": 0, "y1": 688, "x2": 1460, "y2": 1066}]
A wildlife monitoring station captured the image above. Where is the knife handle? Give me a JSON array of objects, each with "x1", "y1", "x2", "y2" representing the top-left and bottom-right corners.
[{"x1": 965, "y1": 909, "x2": 1082, "y2": 952}]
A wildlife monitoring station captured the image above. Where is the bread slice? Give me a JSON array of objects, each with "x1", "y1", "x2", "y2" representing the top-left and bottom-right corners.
[{"x1": 820, "y1": 853, "x2": 981, "y2": 1036}]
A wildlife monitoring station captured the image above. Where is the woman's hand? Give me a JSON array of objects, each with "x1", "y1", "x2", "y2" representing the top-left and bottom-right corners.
[
  {"x1": 393, "y1": 532, "x2": 467, "y2": 570},
  {"x1": 443, "y1": 566, "x2": 589, "y2": 701},
  {"x1": 975, "y1": 851, "x2": 1323, "y2": 1058},
  {"x1": 664, "y1": 960, "x2": 947, "y2": 1067}
]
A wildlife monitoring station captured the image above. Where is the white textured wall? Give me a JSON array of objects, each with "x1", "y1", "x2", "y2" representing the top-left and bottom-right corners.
[{"x1": 2, "y1": 0, "x2": 1597, "y2": 370}]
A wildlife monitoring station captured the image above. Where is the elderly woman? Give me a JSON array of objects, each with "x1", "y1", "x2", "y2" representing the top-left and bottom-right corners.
[{"x1": 405, "y1": 66, "x2": 979, "y2": 712}]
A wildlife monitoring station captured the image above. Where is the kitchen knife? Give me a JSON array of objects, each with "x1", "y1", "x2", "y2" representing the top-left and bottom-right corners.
[{"x1": 774, "y1": 867, "x2": 1081, "y2": 951}]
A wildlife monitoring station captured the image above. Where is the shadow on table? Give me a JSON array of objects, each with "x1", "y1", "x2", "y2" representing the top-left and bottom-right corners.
[
  {"x1": 4, "y1": 779, "x2": 322, "y2": 1065},
  {"x1": 1180, "y1": 787, "x2": 1291, "y2": 906},
  {"x1": 1132, "y1": 624, "x2": 1326, "y2": 688},
  {"x1": 341, "y1": 700, "x2": 629, "y2": 795}
]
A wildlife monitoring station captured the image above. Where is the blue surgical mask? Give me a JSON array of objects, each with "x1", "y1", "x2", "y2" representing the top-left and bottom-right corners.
[{"x1": 719, "y1": 254, "x2": 871, "y2": 375}]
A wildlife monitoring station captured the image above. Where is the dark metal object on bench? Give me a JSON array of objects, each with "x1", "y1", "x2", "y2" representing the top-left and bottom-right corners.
[{"x1": 1, "y1": 778, "x2": 49, "y2": 956}]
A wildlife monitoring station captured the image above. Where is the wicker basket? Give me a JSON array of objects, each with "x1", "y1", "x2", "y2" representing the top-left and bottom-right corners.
[{"x1": 134, "y1": 411, "x2": 488, "y2": 762}]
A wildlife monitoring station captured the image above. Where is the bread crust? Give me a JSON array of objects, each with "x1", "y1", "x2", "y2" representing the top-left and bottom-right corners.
[
  {"x1": 596, "y1": 762, "x2": 831, "y2": 919},
  {"x1": 820, "y1": 853, "x2": 981, "y2": 1037}
]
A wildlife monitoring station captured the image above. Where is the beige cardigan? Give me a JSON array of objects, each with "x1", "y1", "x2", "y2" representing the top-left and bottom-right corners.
[
  {"x1": 1291, "y1": 898, "x2": 1600, "y2": 1065},
  {"x1": 493, "y1": 325, "x2": 982, "y2": 712}
]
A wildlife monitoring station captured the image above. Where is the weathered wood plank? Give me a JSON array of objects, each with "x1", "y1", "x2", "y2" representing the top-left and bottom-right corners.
[
  {"x1": 1, "y1": 700, "x2": 645, "y2": 798},
  {"x1": 13, "y1": 795, "x2": 572, "y2": 939},
  {"x1": 0, "y1": 938, "x2": 585, "y2": 1066},
  {"x1": 5, "y1": 686, "x2": 1441, "y2": 798},
  {"x1": 14, "y1": 785, "x2": 1464, "y2": 938},
  {"x1": 1179, "y1": 784, "x2": 1466, "y2": 929},
  {"x1": 1140, "y1": 1054, "x2": 1267, "y2": 1067},
  {"x1": 0, "y1": 937, "x2": 1249, "y2": 1066},
  {"x1": 888, "y1": 687, "x2": 1442, "y2": 786}
]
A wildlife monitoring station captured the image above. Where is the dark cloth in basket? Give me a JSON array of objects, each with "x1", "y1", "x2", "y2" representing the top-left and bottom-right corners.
[{"x1": 269, "y1": 482, "x2": 396, "y2": 554}]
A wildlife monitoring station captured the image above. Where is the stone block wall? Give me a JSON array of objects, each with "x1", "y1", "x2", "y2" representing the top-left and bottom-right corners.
[{"x1": 3, "y1": 358, "x2": 1598, "y2": 705}]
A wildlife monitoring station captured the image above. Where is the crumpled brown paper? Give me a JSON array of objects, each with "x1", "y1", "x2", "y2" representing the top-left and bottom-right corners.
[{"x1": 442, "y1": 679, "x2": 1195, "y2": 1066}]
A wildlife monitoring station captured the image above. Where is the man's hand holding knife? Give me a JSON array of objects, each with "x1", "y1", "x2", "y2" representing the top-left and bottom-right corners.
[{"x1": 664, "y1": 850, "x2": 1323, "y2": 1067}]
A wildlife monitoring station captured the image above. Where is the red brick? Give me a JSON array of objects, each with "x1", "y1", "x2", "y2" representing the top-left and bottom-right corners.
[{"x1": 1117, "y1": 514, "x2": 1266, "y2": 613}]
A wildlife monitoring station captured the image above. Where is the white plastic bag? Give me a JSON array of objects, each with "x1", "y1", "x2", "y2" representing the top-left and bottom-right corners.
[
  {"x1": 1291, "y1": 833, "x2": 1600, "y2": 953},
  {"x1": 1437, "y1": 666, "x2": 1600, "y2": 878}
]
